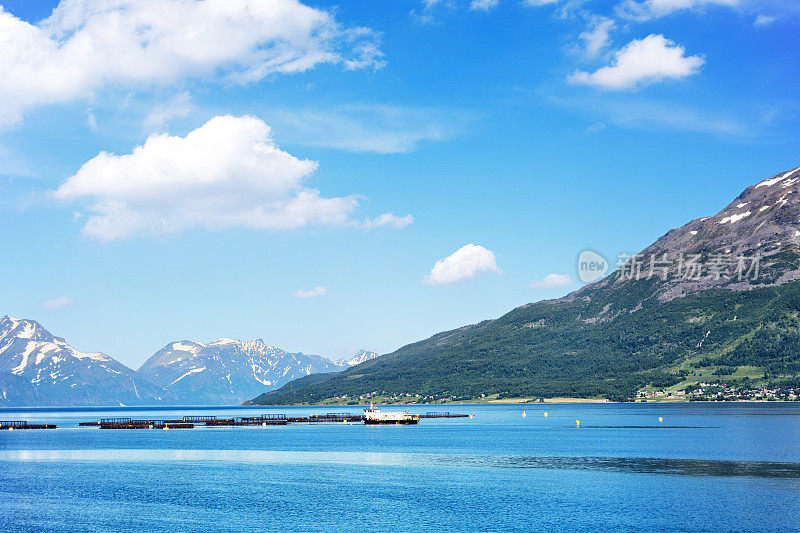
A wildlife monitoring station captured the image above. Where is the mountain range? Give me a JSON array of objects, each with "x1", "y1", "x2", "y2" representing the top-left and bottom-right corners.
[
  {"x1": 137, "y1": 339, "x2": 372, "y2": 404},
  {"x1": 250, "y1": 165, "x2": 800, "y2": 405},
  {"x1": 0, "y1": 316, "x2": 377, "y2": 406}
]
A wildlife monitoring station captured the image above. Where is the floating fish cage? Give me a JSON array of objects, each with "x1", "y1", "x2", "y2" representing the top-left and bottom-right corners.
[
  {"x1": 307, "y1": 413, "x2": 364, "y2": 422},
  {"x1": 99, "y1": 419, "x2": 194, "y2": 429},
  {"x1": 420, "y1": 412, "x2": 470, "y2": 418},
  {"x1": 164, "y1": 415, "x2": 218, "y2": 423},
  {"x1": 0, "y1": 420, "x2": 57, "y2": 430},
  {"x1": 239, "y1": 414, "x2": 289, "y2": 425}
]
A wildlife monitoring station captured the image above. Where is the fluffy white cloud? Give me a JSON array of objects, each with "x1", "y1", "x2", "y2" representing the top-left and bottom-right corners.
[
  {"x1": 424, "y1": 244, "x2": 501, "y2": 286},
  {"x1": 53, "y1": 115, "x2": 405, "y2": 240},
  {"x1": 617, "y1": 0, "x2": 740, "y2": 20},
  {"x1": 470, "y1": 0, "x2": 500, "y2": 11},
  {"x1": 529, "y1": 273, "x2": 573, "y2": 289},
  {"x1": 42, "y1": 296, "x2": 74, "y2": 310},
  {"x1": 579, "y1": 17, "x2": 616, "y2": 59},
  {"x1": 0, "y1": 0, "x2": 381, "y2": 126},
  {"x1": 294, "y1": 286, "x2": 328, "y2": 298},
  {"x1": 362, "y1": 213, "x2": 414, "y2": 230},
  {"x1": 570, "y1": 34, "x2": 704, "y2": 90}
]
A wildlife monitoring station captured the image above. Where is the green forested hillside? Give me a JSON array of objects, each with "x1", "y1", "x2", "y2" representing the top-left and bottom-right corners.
[
  {"x1": 250, "y1": 279, "x2": 800, "y2": 404},
  {"x1": 248, "y1": 167, "x2": 800, "y2": 406}
]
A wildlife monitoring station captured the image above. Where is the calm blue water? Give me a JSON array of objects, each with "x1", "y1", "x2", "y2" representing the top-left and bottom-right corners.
[{"x1": 1, "y1": 403, "x2": 799, "y2": 532}]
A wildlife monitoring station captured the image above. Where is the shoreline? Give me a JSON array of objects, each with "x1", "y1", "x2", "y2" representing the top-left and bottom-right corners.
[{"x1": 2, "y1": 399, "x2": 797, "y2": 410}]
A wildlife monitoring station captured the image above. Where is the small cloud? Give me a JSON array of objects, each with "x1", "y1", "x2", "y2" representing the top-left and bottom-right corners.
[
  {"x1": 470, "y1": 0, "x2": 499, "y2": 11},
  {"x1": 362, "y1": 213, "x2": 414, "y2": 229},
  {"x1": 529, "y1": 273, "x2": 573, "y2": 289},
  {"x1": 617, "y1": 0, "x2": 740, "y2": 21},
  {"x1": 294, "y1": 286, "x2": 328, "y2": 298},
  {"x1": 143, "y1": 92, "x2": 193, "y2": 132},
  {"x1": 570, "y1": 34, "x2": 704, "y2": 91},
  {"x1": 86, "y1": 112, "x2": 98, "y2": 131},
  {"x1": 587, "y1": 122, "x2": 607, "y2": 133},
  {"x1": 754, "y1": 14, "x2": 778, "y2": 27},
  {"x1": 523, "y1": 0, "x2": 561, "y2": 6},
  {"x1": 424, "y1": 244, "x2": 501, "y2": 286},
  {"x1": 266, "y1": 104, "x2": 473, "y2": 154},
  {"x1": 42, "y1": 297, "x2": 74, "y2": 310},
  {"x1": 72, "y1": 211, "x2": 83, "y2": 220},
  {"x1": 579, "y1": 16, "x2": 616, "y2": 59},
  {"x1": 549, "y1": 93, "x2": 750, "y2": 137}
]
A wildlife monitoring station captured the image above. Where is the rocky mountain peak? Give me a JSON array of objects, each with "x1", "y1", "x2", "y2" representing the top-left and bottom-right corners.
[{"x1": 581, "y1": 165, "x2": 800, "y2": 303}]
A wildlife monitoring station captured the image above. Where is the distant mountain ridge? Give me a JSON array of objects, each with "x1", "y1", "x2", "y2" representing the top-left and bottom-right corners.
[
  {"x1": 0, "y1": 316, "x2": 169, "y2": 406},
  {"x1": 250, "y1": 165, "x2": 800, "y2": 405},
  {"x1": 0, "y1": 315, "x2": 377, "y2": 406},
  {"x1": 138, "y1": 339, "x2": 377, "y2": 404}
]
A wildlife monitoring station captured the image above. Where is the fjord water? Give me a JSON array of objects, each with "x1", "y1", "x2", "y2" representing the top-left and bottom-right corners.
[{"x1": 1, "y1": 404, "x2": 799, "y2": 532}]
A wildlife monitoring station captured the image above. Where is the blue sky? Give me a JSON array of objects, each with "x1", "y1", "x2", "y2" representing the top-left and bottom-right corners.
[{"x1": 0, "y1": 0, "x2": 798, "y2": 368}]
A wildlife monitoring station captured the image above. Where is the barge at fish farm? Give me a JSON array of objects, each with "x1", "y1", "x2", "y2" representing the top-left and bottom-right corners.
[{"x1": 363, "y1": 406, "x2": 419, "y2": 425}]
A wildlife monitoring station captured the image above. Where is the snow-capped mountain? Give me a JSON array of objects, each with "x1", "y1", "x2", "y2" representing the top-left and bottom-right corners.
[
  {"x1": 0, "y1": 316, "x2": 169, "y2": 406},
  {"x1": 137, "y1": 339, "x2": 376, "y2": 404},
  {"x1": 335, "y1": 349, "x2": 379, "y2": 367}
]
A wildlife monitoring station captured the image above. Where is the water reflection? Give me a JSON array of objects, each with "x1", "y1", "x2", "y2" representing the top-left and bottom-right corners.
[{"x1": 2, "y1": 449, "x2": 797, "y2": 479}]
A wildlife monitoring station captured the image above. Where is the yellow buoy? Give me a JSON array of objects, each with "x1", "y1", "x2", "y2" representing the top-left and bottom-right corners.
[
  {"x1": 8, "y1": 427, "x2": 13, "y2": 431},
  {"x1": 576, "y1": 420, "x2": 580, "y2": 426},
  {"x1": 262, "y1": 422, "x2": 267, "y2": 427},
  {"x1": 163, "y1": 425, "x2": 169, "y2": 430},
  {"x1": 469, "y1": 415, "x2": 473, "y2": 419},
  {"x1": 658, "y1": 417, "x2": 663, "y2": 422},
  {"x1": 543, "y1": 412, "x2": 548, "y2": 418}
]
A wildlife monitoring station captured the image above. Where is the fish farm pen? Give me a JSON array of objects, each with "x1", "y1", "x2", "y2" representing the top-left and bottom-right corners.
[
  {"x1": 2, "y1": 411, "x2": 470, "y2": 431},
  {"x1": 1, "y1": 420, "x2": 57, "y2": 430}
]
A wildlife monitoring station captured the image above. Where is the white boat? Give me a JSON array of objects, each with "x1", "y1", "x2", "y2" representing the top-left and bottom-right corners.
[{"x1": 363, "y1": 404, "x2": 419, "y2": 425}]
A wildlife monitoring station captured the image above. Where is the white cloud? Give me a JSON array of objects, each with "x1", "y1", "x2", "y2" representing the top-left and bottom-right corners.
[
  {"x1": 53, "y1": 115, "x2": 383, "y2": 240},
  {"x1": 470, "y1": 0, "x2": 500, "y2": 11},
  {"x1": 0, "y1": 0, "x2": 382, "y2": 126},
  {"x1": 570, "y1": 34, "x2": 704, "y2": 90},
  {"x1": 86, "y1": 111, "x2": 98, "y2": 131},
  {"x1": 424, "y1": 244, "x2": 501, "y2": 286},
  {"x1": 550, "y1": 93, "x2": 750, "y2": 136},
  {"x1": 267, "y1": 105, "x2": 472, "y2": 154},
  {"x1": 42, "y1": 296, "x2": 74, "y2": 310},
  {"x1": 617, "y1": 0, "x2": 740, "y2": 21},
  {"x1": 579, "y1": 17, "x2": 616, "y2": 59},
  {"x1": 294, "y1": 286, "x2": 328, "y2": 298},
  {"x1": 587, "y1": 122, "x2": 607, "y2": 132},
  {"x1": 362, "y1": 213, "x2": 414, "y2": 229},
  {"x1": 143, "y1": 92, "x2": 193, "y2": 133},
  {"x1": 529, "y1": 273, "x2": 573, "y2": 289},
  {"x1": 754, "y1": 14, "x2": 778, "y2": 26}
]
